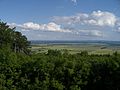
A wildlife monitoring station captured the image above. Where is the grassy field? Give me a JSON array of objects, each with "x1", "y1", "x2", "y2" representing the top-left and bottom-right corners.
[{"x1": 30, "y1": 44, "x2": 120, "y2": 55}]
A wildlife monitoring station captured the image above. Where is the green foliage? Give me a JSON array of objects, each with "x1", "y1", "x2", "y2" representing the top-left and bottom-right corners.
[
  {"x1": 47, "y1": 49, "x2": 62, "y2": 56},
  {"x1": 79, "y1": 51, "x2": 88, "y2": 56},
  {"x1": 0, "y1": 47, "x2": 120, "y2": 89},
  {"x1": 0, "y1": 21, "x2": 30, "y2": 54}
]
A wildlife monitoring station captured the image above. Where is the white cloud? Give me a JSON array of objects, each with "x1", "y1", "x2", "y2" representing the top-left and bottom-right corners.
[
  {"x1": 89, "y1": 11, "x2": 117, "y2": 26},
  {"x1": 115, "y1": 18, "x2": 120, "y2": 32},
  {"x1": 77, "y1": 30, "x2": 103, "y2": 37},
  {"x1": 53, "y1": 13, "x2": 88, "y2": 25},
  {"x1": 117, "y1": 27, "x2": 120, "y2": 32},
  {"x1": 9, "y1": 22, "x2": 103, "y2": 37},
  {"x1": 53, "y1": 10, "x2": 117, "y2": 27},
  {"x1": 9, "y1": 22, "x2": 72, "y2": 33},
  {"x1": 9, "y1": 10, "x2": 120, "y2": 39},
  {"x1": 71, "y1": 0, "x2": 77, "y2": 3}
]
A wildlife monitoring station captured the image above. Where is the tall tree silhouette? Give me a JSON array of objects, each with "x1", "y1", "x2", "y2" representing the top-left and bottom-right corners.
[{"x1": 0, "y1": 21, "x2": 30, "y2": 54}]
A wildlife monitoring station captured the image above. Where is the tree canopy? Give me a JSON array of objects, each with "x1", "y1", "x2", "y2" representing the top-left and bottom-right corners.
[{"x1": 0, "y1": 21, "x2": 30, "y2": 54}]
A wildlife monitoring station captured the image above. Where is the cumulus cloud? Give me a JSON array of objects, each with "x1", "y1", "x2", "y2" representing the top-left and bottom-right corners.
[
  {"x1": 9, "y1": 10, "x2": 120, "y2": 38},
  {"x1": 9, "y1": 22, "x2": 103, "y2": 37},
  {"x1": 53, "y1": 10, "x2": 117, "y2": 27},
  {"x1": 77, "y1": 30, "x2": 103, "y2": 37},
  {"x1": 89, "y1": 11, "x2": 117, "y2": 26},
  {"x1": 9, "y1": 22, "x2": 72, "y2": 33}
]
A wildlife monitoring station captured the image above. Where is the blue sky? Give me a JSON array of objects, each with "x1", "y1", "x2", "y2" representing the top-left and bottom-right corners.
[{"x1": 0, "y1": 0, "x2": 120, "y2": 40}]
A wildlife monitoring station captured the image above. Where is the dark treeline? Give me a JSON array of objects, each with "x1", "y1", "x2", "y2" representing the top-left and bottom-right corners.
[{"x1": 0, "y1": 21, "x2": 120, "y2": 90}]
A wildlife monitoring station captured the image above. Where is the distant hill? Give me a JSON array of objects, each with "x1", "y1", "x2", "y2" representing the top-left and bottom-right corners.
[{"x1": 30, "y1": 40, "x2": 120, "y2": 46}]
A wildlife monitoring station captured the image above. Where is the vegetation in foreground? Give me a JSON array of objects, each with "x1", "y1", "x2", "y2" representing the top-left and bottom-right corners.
[{"x1": 0, "y1": 21, "x2": 120, "y2": 90}]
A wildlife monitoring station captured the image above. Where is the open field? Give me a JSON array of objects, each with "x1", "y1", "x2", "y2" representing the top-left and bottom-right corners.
[{"x1": 30, "y1": 43, "x2": 120, "y2": 54}]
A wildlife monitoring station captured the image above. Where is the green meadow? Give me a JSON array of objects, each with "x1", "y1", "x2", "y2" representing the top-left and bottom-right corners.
[{"x1": 30, "y1": 44, "x2": 120, "y2": 55}]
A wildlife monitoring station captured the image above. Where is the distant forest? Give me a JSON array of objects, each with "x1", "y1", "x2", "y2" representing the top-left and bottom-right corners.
[{"x1": 0, "y1": 21, "x2": 120, "y2": 90}]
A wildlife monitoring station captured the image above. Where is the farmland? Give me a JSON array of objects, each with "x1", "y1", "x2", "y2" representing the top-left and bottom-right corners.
[{"x1": 30, "y1": 40, "x2": 120, "y2": 54}]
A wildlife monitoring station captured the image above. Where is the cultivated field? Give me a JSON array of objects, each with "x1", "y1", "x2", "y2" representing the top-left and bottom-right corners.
[{"x1": 30, "y1": 44, "x2": 120, "y2": 54}]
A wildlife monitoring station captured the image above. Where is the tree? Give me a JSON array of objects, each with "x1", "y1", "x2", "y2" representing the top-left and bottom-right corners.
[
  {"x1": 12, "y1": 31, "x2": 30, "y2": 54},
  {"x1": 0, "y1": 21, "x2": 30, "y2": 54}
]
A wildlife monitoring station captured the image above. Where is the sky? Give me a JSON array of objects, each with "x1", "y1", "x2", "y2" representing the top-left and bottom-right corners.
[{"x1": 0, "y1": 0, "x2": 120, "y2": 41}]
